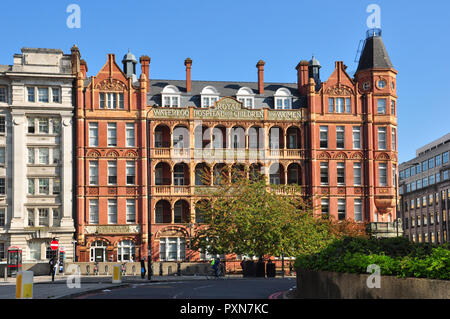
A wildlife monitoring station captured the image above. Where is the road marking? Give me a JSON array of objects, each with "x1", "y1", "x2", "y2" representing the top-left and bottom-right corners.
[
  {"x1": 268, "y1": 291, "x2": 284, "y2": 299},
  {"x1": 193, "y1": 285, "x2": 213, "y2": 290}
]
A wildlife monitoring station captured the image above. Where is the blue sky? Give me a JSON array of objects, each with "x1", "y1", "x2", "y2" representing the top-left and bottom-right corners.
[{"x1": 1, "y1": 0, "x2": 449, "y2": 163}]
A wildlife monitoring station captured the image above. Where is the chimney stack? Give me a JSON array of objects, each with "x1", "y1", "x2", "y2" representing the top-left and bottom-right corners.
[
  {"x1": 296, "y1": 60, "x2": 310, "y2": 94},
  {"x1": 184, "y1": 58, "x2": 192, "y2": 93},
  {"x1": 140, "y1": 56, "x2": 151, "y2": 81},
  {"x1": 256, "y1": 60, "x2": 265, "y2": 94}
]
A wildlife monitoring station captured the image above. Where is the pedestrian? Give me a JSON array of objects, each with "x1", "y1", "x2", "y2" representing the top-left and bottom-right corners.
[
  {"x1": 210, "y1": 258, "x2": 216, "y2": 276},
  {"x1": 213, "y1": 257, "x2": 220, "y2": 277},
  {"x1": 240, "y1": 257, "x2": 246, "y2": 275},
  {"x1": 50, "y1": 257, "x2": 57, "y2": 282},
  {"x1": 140, "y1": 258, "x2": 146, "y2": 279}
]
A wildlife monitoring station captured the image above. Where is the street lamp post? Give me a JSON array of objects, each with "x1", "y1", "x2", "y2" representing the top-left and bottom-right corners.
[
  {"x1": 188, "y1": 222, "x2": 192, "y2": 262},
  {"x1": 146, "y1": 110, "x2": 152, "y2": 280}
]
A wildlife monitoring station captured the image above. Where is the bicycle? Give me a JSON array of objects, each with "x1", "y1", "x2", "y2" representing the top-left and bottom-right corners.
[{"x1": 206, "y1": 265, "x2": 225, "y2": 280}]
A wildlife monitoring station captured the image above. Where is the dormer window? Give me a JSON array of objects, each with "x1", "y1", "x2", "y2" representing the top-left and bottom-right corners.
[
  {"x1": 99, "y1": 92, "x2": 124, "y2": 109},
  {"x1": 161, "y1": 85, "x2": 181, "y2": 107},
  {"x1": 236, "y1": 87, "x2": 255, "y2": 109},
  {"x1": 274, "y1": 88, "x2": 292, "y2": 109},
  {"x1": 201, "y1": 86, "x2": 219, "y2": 108}
]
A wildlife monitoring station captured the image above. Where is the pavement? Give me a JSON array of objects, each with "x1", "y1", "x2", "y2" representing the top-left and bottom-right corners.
[{"x1": 0, "y1": 274, "x2": 296, "y2": 299}]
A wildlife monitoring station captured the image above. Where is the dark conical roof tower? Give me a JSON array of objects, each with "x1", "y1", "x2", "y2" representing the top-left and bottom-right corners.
[{"x1": 357, "y1": 29, "x2": 393, "y2": 72}]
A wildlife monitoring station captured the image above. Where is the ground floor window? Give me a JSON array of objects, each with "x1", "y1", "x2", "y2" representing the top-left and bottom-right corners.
[
  {"x1": 159, "y1": 237, "x2": 185, "y2": 261},
  {"x1": 90, "y1": 240, "x2": 108, "y2": 262},
  {"x1": 29, "y1": 241, "x2": 41, "y2": 261},
  {"x1": 117, "y1": 240, "x2": 135, "y2": 262}
]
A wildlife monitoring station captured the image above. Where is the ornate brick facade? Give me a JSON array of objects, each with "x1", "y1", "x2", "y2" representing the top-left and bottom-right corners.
[{"x1": 74, "y1": 30, "x2": 398, "y2": 262}]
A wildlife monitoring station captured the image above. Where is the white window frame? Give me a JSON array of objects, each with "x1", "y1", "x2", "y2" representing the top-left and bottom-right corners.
[
  {"x1": 354, "y1": 199, "x2": 363, "y2": 222},
  {"x1": 161, "y1": 85, "x2": 181, "y2": 108},
  {"x1": 320, "y1": 126, "x2": 328, "y2": 149},
  {"x1": 89, "y1": 199, "x2": 99, "y2": 224},
  {"x1": 378, "y1": 127, "x2": 387, "y2": 150},
  {"x1": 108, "y1": 199, "x2": 117, "y2": 224},
  {"x1": 159, "y1": 237, "x2": 186, "y2": 261},
  {"x1": 117, "y1": 240, "x2": 135, "y2": 262},
  {"x1": 125, "y1": 123, "x2": 135, "y2": 147},
  {"x1": 89, "y1": 161, "x2": 99, "y2": 185},
  {"x1": 201, "y1": 86, "x2": 220, "y2": 108},
  {"x1": 353, "y1": 162, "x2": 362, "y2": 186},
  {"x1": 107, "y1": 123, "x2": 117, "y2": 147},
  {"x1": 336, "y1": 126, "x2": 345, "y2": 149},
  {"x1": 236, "y1": 87, "x2": 255, "y2": 109},
  {"x1": 107, "y1": 161, "x2": 117, "y2": 185},
  {"x1": 320, "y1": 162, "x2": 329, "y2": 185},
  {"x1": 352, "y1": 126, "x2": 361, "y2": 149},
  {"x1": 274, "y1": 88, "x2": 293, "y2": 110},
  {"x1": 89, "y1": 122, "x2": 98, "y2": 147},
  {"x1": 126, "y1": 199, "x2": 136, "y2": 224},
  {"x1": 337, "y1": 162, "x2": 345, "y2": 186},
  {"x1": 126, "y1": 161, "x2": 136, "y2": 185},
  {"x1": 379, "y1": 163, "x2": 388, "y2": 186}
]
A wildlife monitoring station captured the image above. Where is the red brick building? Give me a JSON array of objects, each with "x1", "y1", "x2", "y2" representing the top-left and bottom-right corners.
[
  {"x1": 74, "y1": 50, "x2": 151, "y2": 262},
  {"x1": 74, "y1": 29, "x2": 397, "y2": 263}
]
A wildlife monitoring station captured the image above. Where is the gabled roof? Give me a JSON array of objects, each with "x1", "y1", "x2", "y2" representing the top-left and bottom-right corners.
[{"x1": 357, "y1": 35, "x2": 393, "y2": 72}]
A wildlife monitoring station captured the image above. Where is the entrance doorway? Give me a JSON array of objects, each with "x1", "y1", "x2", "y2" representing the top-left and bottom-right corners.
[{"x1": 90, "y1": 241, "x2": 107, "y2": 262}]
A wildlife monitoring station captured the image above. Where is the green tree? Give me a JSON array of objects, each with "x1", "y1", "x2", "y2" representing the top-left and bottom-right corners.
[{"x1": 191, "y1": 168, "x2": 338, "y2": 260}]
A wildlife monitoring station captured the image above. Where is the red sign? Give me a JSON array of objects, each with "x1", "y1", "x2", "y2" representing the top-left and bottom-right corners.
[{"x1": 50, "y1": 240, "x2": 59, "y2": 251}]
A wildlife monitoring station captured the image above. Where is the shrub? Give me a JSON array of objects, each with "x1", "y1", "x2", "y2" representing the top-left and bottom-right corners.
[{"x1": 295, "y1": 237, "x2": 450, "y2": 280}]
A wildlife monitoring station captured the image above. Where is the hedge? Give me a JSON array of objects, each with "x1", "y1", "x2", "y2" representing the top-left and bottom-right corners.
[{"x1": 295, "y1": 237, "x2": 450, "y2": 280}]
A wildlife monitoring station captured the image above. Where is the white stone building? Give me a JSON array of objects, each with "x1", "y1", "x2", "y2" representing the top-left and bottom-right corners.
[{"x1": 0, "y1": 48, "x2": 76, "y2": 263}]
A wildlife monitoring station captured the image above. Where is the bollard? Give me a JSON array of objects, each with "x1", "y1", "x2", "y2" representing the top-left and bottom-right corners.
[
  {"x1": 4, "y1": 268, "x2": 7, "y2": 281},
  {"x1": 112, "y1": 265, "x2": 122, "y2": 283},
  {"x1": 16, "y1": 271, "x2": 33, "y2": 299}
]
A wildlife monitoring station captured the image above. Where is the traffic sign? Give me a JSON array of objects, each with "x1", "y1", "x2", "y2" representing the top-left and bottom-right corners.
[{"x1": 50, "y1": 240, "x2": 59, "y2": 251}]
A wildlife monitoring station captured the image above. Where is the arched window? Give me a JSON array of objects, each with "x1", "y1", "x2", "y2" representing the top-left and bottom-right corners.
[
  {"x1": 117, "y1": 240, "x2": 135, "y2": 262},
  {"x1": 161, "y1": 85, "x2": 181, "y2": 107}
]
